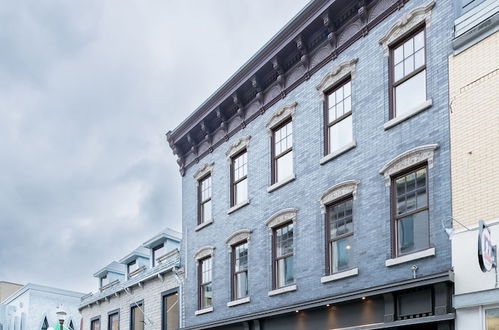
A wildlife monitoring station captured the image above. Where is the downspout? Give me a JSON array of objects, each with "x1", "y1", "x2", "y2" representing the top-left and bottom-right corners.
[{"x1": 173, "y1": 265, "x2": 185, "y2": 329}]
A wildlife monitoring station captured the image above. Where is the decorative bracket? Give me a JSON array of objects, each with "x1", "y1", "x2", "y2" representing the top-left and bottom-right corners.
[
  {"x1": 216, "y1": 107, "x2": 229, "y2": 141},
  {"x1": 272, "y1": 56, "x2": 286, "y2": 99},
  {"x1": 296, "y1": 34, "x2": 310, "y2": 79}
]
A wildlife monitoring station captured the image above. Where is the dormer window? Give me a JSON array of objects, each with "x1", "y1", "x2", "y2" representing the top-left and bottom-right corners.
[
  {"x1": 128, "y1": 260, "x2": 139, "y2": 276},
  {"x1": 100, "y1": 274, "x2": 109, "y2": 288},
  {"x1": 153, "y1": 243, "x2": 167, "y2": 267}
]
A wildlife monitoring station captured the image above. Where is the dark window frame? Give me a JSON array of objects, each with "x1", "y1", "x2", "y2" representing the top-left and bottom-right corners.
[
  {"x1": 230, "y1": 149, "x2": 248, "y2": 207},
  {"x1": 197, "y1": 256, "x2": 213, "y2": 310},
  {"x1": 127, "y1": 260, "x2": 138, "y2": 276},
  {"x1": 390, "y1": 163, "x2": 430, "y2": 257},
  {"x1": 230, "y1": 240, "x2": 249, "y2": 300},
  {"x1": 324, "y1": 195, "x2": 354, "y2": 275},
  {"x1": 90, "y1": 316, "x2": 101, "y2": 330},
  {"x1": 197, "y1": 174, "x2": 212, "y2": 225},
  {"x1": 161, "y1": 288, "x2": 179, "y2": 330},
  {"x1": 271, "y1": 119, "x2": 293, "y2": 184},
  {"x1": 107, "y1": 309, "x2": 120, "y2": 330},
  {"x1": 271, "y1": 221, "x2": 294, "y2": 289},
  {"x1": 130, "y1": 300, "x2": 144, "y2": 330},
  {"x1": 388, "y1": 24, "x2": 427, "y2": 119},
  {"x1": 323, "y1": 76, "x2": 353, "y2": 156},
  {"x1": 100, "y1": 274, "x2": 108, "y2": 288}
]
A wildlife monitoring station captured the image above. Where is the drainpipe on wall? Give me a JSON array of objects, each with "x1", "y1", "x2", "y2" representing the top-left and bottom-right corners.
[{"x1": 173, "y1": 266, "x2": 185, "y2": 329}]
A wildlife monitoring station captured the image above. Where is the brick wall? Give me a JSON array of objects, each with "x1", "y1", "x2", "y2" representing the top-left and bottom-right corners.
[
  {"x1": 449, "y1": 31, "x2": 499, "y2": 228},
  {"x1": 181, "y1": 0, "x2": 454, "y2": 327}
]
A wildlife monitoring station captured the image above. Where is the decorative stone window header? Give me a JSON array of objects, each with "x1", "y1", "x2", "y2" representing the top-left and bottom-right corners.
[
  {"x1": 379, "y1": 0, "x2": 435, "y2": 55},
  {"x1": 316, "y1": 58, "x2": 358, "y2": 99},
  {"x1": 379, "y1": 144, "x2": 438, "y2": 186},
  {"x1": 225, "y1": 136, "x2": 251, "y2": 160},
  {"x1": 319, "y1": 180, "x2": 360, "y2": 214},
  {"x1": 194, "y1": 246, "x2": 215, "y2": 261},
  {"x1": 266, "y1": 102, "x2": 298, "y2": 133},
  {"x1": 225, "y1": 229, "x2": 251, "y2": 248},
  {"x1": 265, "y1": 208, "x2": 298, "y2": 228},
  {"x1": 193, "y1": 162, "x2": 214, "y2": 181}
]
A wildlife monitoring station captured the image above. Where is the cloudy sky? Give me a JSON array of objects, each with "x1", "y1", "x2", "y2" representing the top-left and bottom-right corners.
[{"x1": 0, "y1": 0, "x2": 309, "y2": 293}]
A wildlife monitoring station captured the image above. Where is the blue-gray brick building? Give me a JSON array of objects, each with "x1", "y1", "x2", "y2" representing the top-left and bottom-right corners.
[{"x1": 168, "y1": 0, "x2": 455, "y2": 329}]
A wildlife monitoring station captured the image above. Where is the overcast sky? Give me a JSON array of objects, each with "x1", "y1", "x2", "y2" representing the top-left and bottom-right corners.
[{"x1": 0, "y1": 0, "x2": 310, "y2": 293}]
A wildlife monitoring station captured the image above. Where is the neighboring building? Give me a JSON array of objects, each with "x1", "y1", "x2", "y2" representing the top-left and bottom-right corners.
[
  {"x1": 168, "y1": 0, "x2": 455, "y2": 329},
  {"x1": 0, "y1": 283, "x2": 84, "y2": 330},
  {"x1": 449, "y1": 0, "x2": 499, "y2": 329},
  {"x1": 79, "y1": 228, "x2": 182, "y2": 330},
  {"x1": 0, "y1": 282, "x2": 22, "y2": 303}
]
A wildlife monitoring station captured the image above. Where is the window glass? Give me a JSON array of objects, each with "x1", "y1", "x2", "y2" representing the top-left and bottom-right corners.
[
  {"x1": 275, "y1": 223, "x2": 294, "y2": 287},
  {"x1": 273, "y1": 121, "x2": 293, "y2": 183},
  {"x1": 163, "y1": 292, "x2": 179, "y2": 330},
  {"x1": 90, "y1": 319, "x2": 100, "y2": 330},
  {"x1": 394, "y1": 167, "x2": 429, "y2": 255},
  {"x1": 199, "y1": 175, "x2": 212, "y2": 223},
  {"x1": 108, "y1": 313, "x2": 119, "y2": 330},
  {"x1": 276, "y1": 151, "x2": 293, "y2": 182},
  {"x1": 233, "y1": 242, "x2": 249, "y2": 299},
  {"x1": 131, "y1": 304, "x2": 144, "y2": 330},
  {"x1": 486, "y1": 308, "x2": 499, "y2": 330},
  {"x1": 395, "y1": 70, "x2": 426, "y2": 115},
  {"x1": 232, "y1": 151, "x2": 248, "y2": 205},
  {"x1": 326, "y1": 80, "x2": 353, "y2": 154},
  {"x1": 329, "y1": 115, "x2": 353, "y2": 153},
  {"x1": 328, "y1": 198, "x2": 354, "y2": 273},
  {"x1": 200, "y1": 257, "x2": 213, "y2": 308},
  {"x1": 153, "y1": 244, "x2": 167, "y2": 266}
]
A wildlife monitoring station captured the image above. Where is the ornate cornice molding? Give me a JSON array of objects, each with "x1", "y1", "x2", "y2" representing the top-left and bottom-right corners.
[
  {"x1": 316, "y1": 58, "x2": 358, "y2": 99},
  {"x1": 319, "y1": 180, "x2": 360, "y2": 214},
  {"x1": 266, "y1": 102, "x2": 298, "y2": 132},
  {"x1": 225, "y1": 229, "x2": 251, "y2": 247},
  {"x1": 225, "y1": 136, "x2": 251, "y2": 159},
  {"x1": 194, "y1": 246, "x2": 215, "y2": 261},
  {"x1": 193, "y1": 162, "x2": 214, "y2": 180},
  {"x1": 265, "y1": 208, "x2": 298, "y2": 228},
  {"x1": 379, "y1": 0, "x2": 435, "y2": 55},
  {"x1": 379, "y1": 144, "x2": 438, "y2": 186}
]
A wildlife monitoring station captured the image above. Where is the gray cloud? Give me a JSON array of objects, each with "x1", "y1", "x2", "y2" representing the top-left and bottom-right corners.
[{"x1": 0, "y1": 0, "x2": 309, "y2": 293}]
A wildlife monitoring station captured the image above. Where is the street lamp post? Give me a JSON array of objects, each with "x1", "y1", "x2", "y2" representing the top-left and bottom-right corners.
[{"x1": 56, "y1": 307, "x2": 67, "y2": 330}]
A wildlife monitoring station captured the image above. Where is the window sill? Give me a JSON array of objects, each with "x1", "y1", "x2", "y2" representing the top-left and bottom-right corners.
[
  {"x1": 383, "y1": 99, "x2": 432, "y2": 130},
  {"x1": 320, "y1": 268, "x2": 359, "y2": 283},
  {"x1": 267, "y1": 175, "x2": 296, "y2": 193},
  {"x1": 385, "y1": 247, "x2": 436, "y2": 267},
  {"x1": 227, "y1": 296, "x2": 250, "y2": 307},
  {"x1": 268, "y1": 284, "x2": 297, "y2": 296},
  {"x1": 320, "y1": 141, "x2": 357, "y2": 165},
  {"x1": 227, "y1": 199, "x2": 250, "y2": 214},
  {"x1": 195, "y1": 219, "x2": 213, "y2": 232},
  {"x1": 194, "y1": 306, "x2": 213, "y2": 316}
]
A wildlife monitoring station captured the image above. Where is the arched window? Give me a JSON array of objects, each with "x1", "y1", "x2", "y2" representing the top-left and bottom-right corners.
[{"x1": 41, "y1": 317, "x2": 49, "y2": 330}]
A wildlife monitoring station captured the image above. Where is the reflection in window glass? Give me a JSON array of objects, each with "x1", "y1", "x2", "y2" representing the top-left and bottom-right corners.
[
  {"x1": 327, "y1": 198, "x2": 354, "y2": 273},
  {"x1": 90, "y1": 319, "x2": 100, "y2": 330},
  {"x1": 232, "y1": 151, "x2": 248, "y2": 206},
  {"x1": 273, "y1": 121, "x2": 293, "y2": 183},
  {"x1": 131, "y1": 304, "x2": 144, "y2": 330},
  {"x1": 232, "y1": 242, "x2": 249, "y2": 300},
  {"x1": 108, "y1": 313, "x2": 119, "y2": 330},
  {"x1": 163, "y1": 291, "x2": 179, "y2": 330},
  {"x1": 326, "y1": 80, "x2": 353, "y2": 154},
  {"x1": 199, "y1": 175, "x2": 212, "y2": 224},
  {"x1": 486, "y1": 308, "x2": 499, "y2": 330},
  {"x1": 274, "y1": 223, "x2": 294, "y2": 288},
  {"x1": 199, "y1": 257, "x2": 213, "y2": 309}
]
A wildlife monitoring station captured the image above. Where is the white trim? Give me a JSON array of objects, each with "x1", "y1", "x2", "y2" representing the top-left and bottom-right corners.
[
  {"x1": 265, "y1": 208, "x2": 298, "y2": 228},
  {"x1": 385, "y1": 247, "x2": 435, "y2": 267},
  {"x1": 194, "y1": 219, "x2": 213, "y2": 232},
  {"x1": 316, "y1": 58, "x2": 358, "y2": 99},
  {"x1": 383, "y1": 99, "x2": 432, "y2": 130},
  {"x1": 267, "y1": 175, "x2": 296, "y2": 193},
  {"x1": 227, "y1": 296, "x2": 251, "y2": 307},
  {"x1": 193, "y1": 162, "x2": 214, "y2": 180},
  {"x1": 319, "y1": 180, "x2": 360, "y2": 214},
  {"x1": 195, "y1": 306, "x2": 213, "y2": 315},
  {"x1": 225, "y1": 229, "x2": 252, "y2": 246},
  {"x1": 266, "y1": 102, "x2": 298, "y2": 132},
  {"x1": 320, "y1": 141, "x2": 357, "y2": 165},
  {"x1": 225, "y1": 136, "x2": 251, "y2": 160},
  {"x1": 194, "y1": 246, "x2": 215, "y2": 261},
  {"x1": 227, "y1": 199, "x2": 250, "y2": 214},
  {"x1": 321, "y1": 268, "x2": 359, "y2": 283},
  {"x1": 268, "y1": 284, "x2": 297, "y2": 296}
]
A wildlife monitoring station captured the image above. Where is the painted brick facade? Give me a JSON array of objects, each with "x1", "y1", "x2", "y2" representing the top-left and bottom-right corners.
[{"x1": 178, "y1": 0, "x2": 454, "y2": 328}]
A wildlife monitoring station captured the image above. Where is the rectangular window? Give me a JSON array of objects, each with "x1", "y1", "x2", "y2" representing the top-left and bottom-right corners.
[
  {"x1": 486, "y1": 308, "x2": 499, "y2": 330},
  {"x1": 325, "y1": 79, "x2": 353, "y2": 154},
  {"x1": 100, "y1": 275, "x2": 109, "y2": 288},
  {"x1": 231, "y1": 241, "x2": 248, "y2": 300},
  {"x1": 273, "y1": 223, "x2": 294, "y2": 288},
  {"x1": 153, "y1": 244, "x2": 167, "y2": 267},
  {"x1": 198, "y1": 257, "x2": 213, "y2": 309},
  {"x1": 326, "y1": 197, "x2": 354, "y2": 274},
  {"x1": 390, "y1": 28, "x2": 426, "y2": 118},
  {"x1": 231, "y1": 150, "x2": 248, "y2": 206},
  {"x1": 127, "y1": 260, "x2": 139, "y2": 276},
  {"x1": 162, "y1": 291, "x2": 179, "y2": 330},
  {"x1": 272, "y1": 120, "x2": 293, "y2": 184},
  {"x1": 392, "y1": 166, "x2": 429, "y2": 256},
  {"x1": 198, "y1": 175, "x2": 212, "y2": 224},
  {"x1": 130, "y1": 303, "x2": 144, "y2": 330},
  {"x1": 108, "y1": 312, "x2": 119, "y2": 330},
  {"x1": 91, "y1": 318, "x2": 101, "y2": 330}
]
